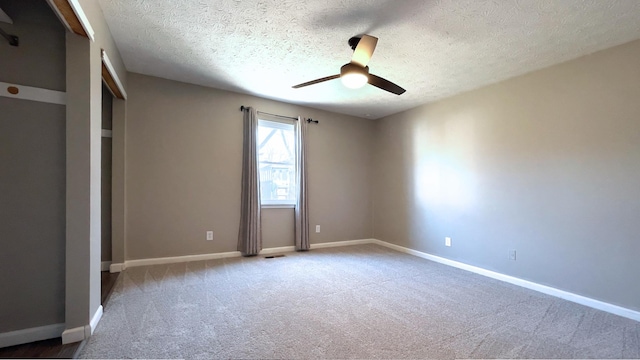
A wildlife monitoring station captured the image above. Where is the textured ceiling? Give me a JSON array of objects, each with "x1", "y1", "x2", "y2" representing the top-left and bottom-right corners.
[{"x1": 97, "y1": 0, "x2": 640, "y2": 119}]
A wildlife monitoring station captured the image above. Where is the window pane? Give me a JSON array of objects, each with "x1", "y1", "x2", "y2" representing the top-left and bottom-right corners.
[{"x1": 258, "y1": 120, "x2": 296, "y2": 204}]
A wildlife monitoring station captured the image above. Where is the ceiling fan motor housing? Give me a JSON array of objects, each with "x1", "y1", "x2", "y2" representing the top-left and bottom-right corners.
[
  {"x1": 348, "y1": 36, "x2": 362, "y2": 50},
  {"x1": 341, "y1": 63, "x2": 369, "y2": 77}
]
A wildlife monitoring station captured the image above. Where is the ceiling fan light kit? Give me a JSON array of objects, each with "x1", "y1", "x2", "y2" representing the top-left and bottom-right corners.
[
  {"x1": 340, "y1": 63, "x2": 368, "y2": 89},
  {"x1": 292, "y1": 34, "x2": 406, "y2": 95}
]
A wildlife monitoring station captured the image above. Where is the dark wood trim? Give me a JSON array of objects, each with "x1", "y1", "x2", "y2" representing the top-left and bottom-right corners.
[
  {"x1": 49, "y1": 0, "x2": 87, "y2": 38},
  {"x1": 101, "y1": 62, "x2": 125, "y2": 100}
]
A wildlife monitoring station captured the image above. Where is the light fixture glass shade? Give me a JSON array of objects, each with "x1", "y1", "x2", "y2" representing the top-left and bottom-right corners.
[{"x1": 341, "y1": 72, "x2": 368, "y2": 89}]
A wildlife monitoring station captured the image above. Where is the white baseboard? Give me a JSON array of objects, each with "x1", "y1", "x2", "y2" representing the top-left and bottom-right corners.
[
  {"x1": 106, "y1": 238, "x2": 639, "y2": 321},
  {"x1": 61, "y1": 325, "x2": 88, "y2": 344},
  {"x1": 125, "y1": 250, "x2": 242, "y2": 268},
  {"x1": 0, "y1": 323, "x2": 65, "y2": 348},
  {"x1": 260, "y1": 246, "x2": 295, "y2": 255},
  {"x1": 372, "y1": 239, "x2": 640, "y2": 322},
  {"x1": 89, "y1": 305, "x2": 103, "y2": 335},
  {"x1": 311, "y1": 238, "x2": 376, "y2": 249},
  {"x1": 61, "y1": 305, "x2": 103, "y2": 345},
  {"x1": 101, "y1": 261, "x2": 111, "y2": 272},
  {"x1": 121, "y1": 239, "x2": 376, "y2": 269},
  {"x1": 109, "y1": 262, "x2": 125, "y2": 273},
  {"x1": 256, "y1": 239, "x2": 376, "y2": 254}
]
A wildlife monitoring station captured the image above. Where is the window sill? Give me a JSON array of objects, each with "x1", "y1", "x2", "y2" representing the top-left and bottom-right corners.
[{"x1": 261, "y1": 204, "x2": 295, "y2": 209}]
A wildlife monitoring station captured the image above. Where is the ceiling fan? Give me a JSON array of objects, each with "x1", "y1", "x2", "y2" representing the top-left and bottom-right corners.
[{"x1": 292, "y1": 34, "x2": 406, "y2": 95}]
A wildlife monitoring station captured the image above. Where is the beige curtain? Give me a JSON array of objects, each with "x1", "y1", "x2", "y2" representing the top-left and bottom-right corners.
[
  {"x1": 237, "y1": 107, "x2": 261, "y2": 256},
  {"x1": 295, "y1": 117, "x2": 310, "y2": 251}
]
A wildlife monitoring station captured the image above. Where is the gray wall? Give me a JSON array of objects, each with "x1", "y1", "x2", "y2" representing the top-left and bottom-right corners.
[
  {"x1": 77, "y1": 0, "x2": 127, "y2": 90},
  {"x1": 64, "y1": 29, "x2": 103, "y2": 334},
  {"x1": 73, "y1": 0, "x2": 129, "y2": 272},
  {"x1": 62, "y1": 0, "x2": 125, "y2": 335},
  {"x1": 102, "y1": 85, "x2": 112, "y2": 262},
  {"x1": 373, "y1": 39, "x2": 640, "y2": 312},
  {"x1": 124, "y1": 73, "x2": 374, "y2": 260},
  {"x1": 0, "y1": 0, "x2": 66, "y2": 332},
  {"x1": 111, "y1": 97, "x2": 127, "y2": 265},
  {"x1": 0, "y1": 0, "x2": 65, "y2": 91}
]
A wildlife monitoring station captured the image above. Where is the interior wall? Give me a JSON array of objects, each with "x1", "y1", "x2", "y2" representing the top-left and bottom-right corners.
[
  {"x1": 261, "y1": 209, "x2": 295, "y2": 248},
  {"x1": 373, "y1": 39, "x2": 640, "y2": 312},
  {"x1": 77, "y1": 0, "x2": 127, "y2": 90},
  {"x1": 0, "y1": 0, "x2": 66, "y2": 333},
  {"x1": 0, "y1": 0, "x2": 65, "y2": 90},
  {"x1": 64, "y1": 29, "x2": 104, "y2": 335},
  {"x1": 124, "y1": 73, "x2": 374, "y2": 260},
  {"x1": 110, "y1": 98, "x2": 127, "y2": 265},
  {"x1": 74, "y1": 0, "x2": 128, "y2": 271},
  {"x1": 101, "y1": 84, "x2": 113, "y2": 262},
  {"x1": 60, "y1": 0, "x2": 127, "y2": 338}
]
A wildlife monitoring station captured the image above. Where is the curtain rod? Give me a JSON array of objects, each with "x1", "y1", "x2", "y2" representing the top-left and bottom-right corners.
[{"x1": 240, "y1": 106, "x2": 319, "y2": 124}]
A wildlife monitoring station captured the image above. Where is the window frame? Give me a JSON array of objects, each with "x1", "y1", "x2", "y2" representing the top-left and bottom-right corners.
[{"x1": 257, "y1": 117, "x2": 297, "y2": 207}]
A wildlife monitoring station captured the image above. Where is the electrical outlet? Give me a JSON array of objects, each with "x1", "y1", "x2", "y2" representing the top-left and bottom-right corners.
[
  {"x1": 206, "y1": 231, "x2": 213, "y2": 241},
  {"x1": 315, "y1": 225, "x2": 320, "y2": 233},
  {"x1": 509, "y1": 249, "x2": 517, "y2": 261},
  {"x1": 445, "y1": 237, "x2": 451, "y2": 247}
]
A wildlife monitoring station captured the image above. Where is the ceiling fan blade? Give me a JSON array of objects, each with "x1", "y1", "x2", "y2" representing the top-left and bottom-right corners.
[
  {"x1": 368, "y1": 74, "x2": 406, "y2": 95},
  {"x1": 351, "y1": 34, "x2": 378, "y2": 67},
  {"x1": 292, "y1": 74, "x2": 340, "y2": 89}
]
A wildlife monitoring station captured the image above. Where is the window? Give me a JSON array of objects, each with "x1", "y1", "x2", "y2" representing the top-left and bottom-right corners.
[{"x1": 258, "y1": 119, "x2": 296, "y2": 205}]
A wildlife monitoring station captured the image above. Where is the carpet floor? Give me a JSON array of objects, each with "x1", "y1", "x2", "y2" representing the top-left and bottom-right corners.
[{"x1": 79, "y1": 244, "x2": 639, "y2": 359}]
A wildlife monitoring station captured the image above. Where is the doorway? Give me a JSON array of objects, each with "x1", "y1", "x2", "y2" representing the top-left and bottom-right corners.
[{"x1": 101, "y1": 83, "x2": 118, "y2": 304}]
